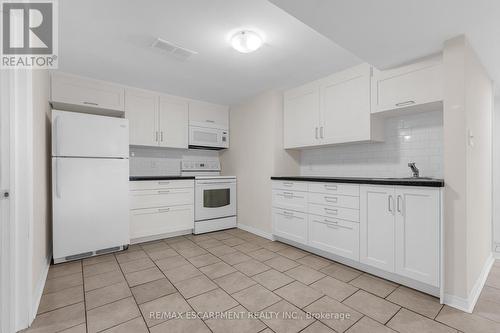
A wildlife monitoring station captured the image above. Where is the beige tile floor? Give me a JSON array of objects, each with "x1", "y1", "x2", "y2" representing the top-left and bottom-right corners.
[{"x1": 25, "y1": 228, "x2": 500, "y2": 333}]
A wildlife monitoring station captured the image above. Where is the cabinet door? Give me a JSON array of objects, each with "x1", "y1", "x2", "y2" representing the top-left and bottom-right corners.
[
  {"x1": 320, "y1": 64, "x2": 372, "y2": 144},
  {"x1": 51, "y1": 72, "x2": 125, "y2": 111},
  {"x1": 395, "y1": 188, "x2": 440, "y2": 286},
  {"x1": 125, "y1": 89, "x2": 159, "y2": 146},
  {"x1": 272, "y1": 208, "x2": 307, "y2": 244},
  {"x1": 374, "y1": 60, "x2": 443, "y2": 113},
  {"x1": 360, "y1": 186, "x2": 395, "y2": 272},
  {"x1": 158, "y1": 96, "x2": 189, "y2": 149},
  {"x1": 189, "y1": 100, "x2": 229, "y2": 129},
  {"x1": 283, "y1": 82, "x2": 320, "y2": 148}
]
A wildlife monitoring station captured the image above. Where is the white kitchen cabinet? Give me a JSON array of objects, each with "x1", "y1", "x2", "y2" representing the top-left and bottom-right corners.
[
  {"x1": 283, "y1": 82, "x2": 321, "y2": 148},
  {"x1": 124, "y1": 90, "x2": 188, "y2": 149},
  {"x1": 129, "y1": 180, "x2": 194, "y2": 242},
  {"x1": 372, "y1": 57, "x2": 443, "y2": 114},
  {"x1": 360, "y1": 186, "x2": 395, "y2": 272},
  {"x1": 308, "y1": 216, "x2": 359, "y2": 260},
  {"x1": 159, "y1": 96, "x2": 189, "y2": 148},
  {"x1": 51, "y1": 72, "x2": 125, "y2": 113},
  {"x1": 189, "y1": 100, "x2": 229, "y2": 129},
  {"x1": 395, "y1": 187, "x2": 440, "y2": 286},
  {"x1": 283, "y1": 64, "x2": 383, "y2": 149},
  {"x1": 125, "y1": 89, "x2": 158, "y2": 146},
  {"x1": 272, "y1": 208, "x2": 308, "y2": 245}
]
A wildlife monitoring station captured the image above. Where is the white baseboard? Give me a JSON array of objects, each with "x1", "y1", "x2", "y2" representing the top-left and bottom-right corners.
[
  {"x1": 237, "y1": 223, "x2": 274, "y2": 241},
  {"x1": 443, "y1": 253, "x2": 494, "y2": 313},
  {"x1": 30, "y1": 255, "x2": 51, "y2": 324}
]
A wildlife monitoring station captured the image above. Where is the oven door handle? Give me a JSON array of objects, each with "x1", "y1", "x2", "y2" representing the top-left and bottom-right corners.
[{"x1": 197, "y1": 181, "x2": 235, "y2": 185}]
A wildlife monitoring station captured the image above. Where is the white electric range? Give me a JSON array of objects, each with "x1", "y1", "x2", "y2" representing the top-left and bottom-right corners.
[{"x1": 181, "y1": 160, "x2": 237, "y2": 234}]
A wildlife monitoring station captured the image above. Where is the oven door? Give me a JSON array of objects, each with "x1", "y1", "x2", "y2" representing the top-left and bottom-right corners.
[{"x1": 195, "y1": 180, "x2": 236, "y2": 221}]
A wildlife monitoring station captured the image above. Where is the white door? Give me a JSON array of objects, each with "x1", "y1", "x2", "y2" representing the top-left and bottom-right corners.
[
  {"x1": 0, "y1": 70, "x2": 13, "y2": 333},
  {"x1": 188, "y1": 100, "x2": 229, "y2": 129},
  {"x1": 273, "y1": 208, "x2": 308, "y2": 244},
  {"x1": 395, "y1": 187, "x2": 440, "y2": 286},
  {"x1": 283, "y1": 82, "x2": 320, "y2": 148},
  {"x1": 159, "y1": 96, "x2": 188, "y2": 149},
  {"x1": 52, "y1": 110, "x2": 129, "y2": 158},
  {"x1": 52, "y1": 158, "x2": 129, "y2": 261},
  {"x1": 320, "y1": 65, "x2": 371, "y2": 144},
  {"x1": 125, "y1": 89, "x2": 159, "y2": 146},
  {"x1": 360, "y1": 185, "x2": 395, "y2": 272},
  {"x1": 308, "y1": 216, "x2": 359, "y2": 260}
]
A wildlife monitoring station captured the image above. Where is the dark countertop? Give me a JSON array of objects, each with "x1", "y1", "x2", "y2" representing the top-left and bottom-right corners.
[
  {"x1": 271, "y1": 176, "x2": 444, "y2": 188},
  {"x1": 129, "y1": 176, "x2": 195, "y2": 181}
]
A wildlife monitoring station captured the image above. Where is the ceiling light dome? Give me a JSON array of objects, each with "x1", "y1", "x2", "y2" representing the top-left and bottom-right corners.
[{"x1": 231, "y1": 30, "x2": 263, "y2": 53}]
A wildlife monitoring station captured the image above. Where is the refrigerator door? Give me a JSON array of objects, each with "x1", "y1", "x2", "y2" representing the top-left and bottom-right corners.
[
  {"x1": 52, "y1": 157, "x2": 129, "y2": 260},
  {"x1": 52, "y1": 110, "x2": 129, "y2": 158}
]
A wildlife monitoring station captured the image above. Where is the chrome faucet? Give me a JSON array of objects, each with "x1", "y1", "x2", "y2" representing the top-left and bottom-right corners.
[{"x1": 408, "y1": 162, "x2": 419, "y2": 178}]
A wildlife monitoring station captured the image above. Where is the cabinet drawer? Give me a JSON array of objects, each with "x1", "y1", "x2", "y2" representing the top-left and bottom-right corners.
[
  {"x1": 308, "y1": 216, "x2": 359, "y2": 261},
  {"x1": 130, "y1": 204, "x2": 194, "y2": 239},
  {"x1": 130, "y1": 188, "x2": 193, "y2": 209},
  {"x1": 309, "y1": 204, "x2": 359, "y2": 222},
  {"x1": 272, "y1": 180, "x2": 308, "y2": 192},
  {"x1": 129, "y1": 179, "x2": 194, "y2": 191},
  {"x1": 272, "y1": 208, "x2": 307, "y2": 245},
  {"x1": 308, "y1": 192, "x2": 359, "y2": 209},
  {"x1": 272, "y1": 190, "x2": 307, "y2": 212},
  {"x1": 308, "y1": 182, "x2": 359, "y2": 196}
]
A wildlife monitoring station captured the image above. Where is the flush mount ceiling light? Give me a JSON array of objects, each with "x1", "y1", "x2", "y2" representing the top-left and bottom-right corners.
[{"x1": 231, "y1": 30, "x2": 263, "y2": 53}]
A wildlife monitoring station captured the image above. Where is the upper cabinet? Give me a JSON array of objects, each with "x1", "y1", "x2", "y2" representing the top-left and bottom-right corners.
[
  {"x1": 284, "y1": 63, "x2": 383, "y2": 149},
  {"x1": 51, "y1": 72, "x2": 228, "y2": 150},
  {"x1": 189, "y1": 100, "x2": 229, "y2": 130},
  {"x1": 51, "y1": 72, "x2": 125, "y2": 115},
  {"x1": 372, "y1": 56, "x2": 443, "y2": 114},
  {"x1": 124, "y1": 89, "x2": 188, "y2": 149}
]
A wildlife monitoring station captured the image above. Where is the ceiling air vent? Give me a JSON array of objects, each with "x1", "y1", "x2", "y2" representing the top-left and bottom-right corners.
[{"x1": 151, "y1": 38, "x2": 198, "y2": 61}]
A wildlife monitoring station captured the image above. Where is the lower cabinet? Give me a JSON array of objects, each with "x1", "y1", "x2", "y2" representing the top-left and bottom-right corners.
[
  {"x1": 309, "y1": 216, "x2": 359, "y2": 260},
  {"x1": 360, "y1": 185, "x2": 440, "y2": 287},
  {"x1": 129, "y1": 180, "x2": 194, "y2": 241},
  {"x1": 272, "y1": 208, "x2": 308, "y2": 245},
  {"x1": 272, "y1": 180, "x2": 441, "y2": 289}
]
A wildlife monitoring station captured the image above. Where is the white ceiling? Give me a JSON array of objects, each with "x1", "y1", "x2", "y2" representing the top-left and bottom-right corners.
[
  {"x1": 269, "y1": 0, "x2": 500, "y2": 94},
  {"x1": 58, "y1": 0, "x2": 361, "y2": 105}
]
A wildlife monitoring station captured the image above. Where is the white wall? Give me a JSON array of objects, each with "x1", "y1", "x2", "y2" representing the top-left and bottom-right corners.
[
  {"x1": 493, "y1": 97, "x2": 500, "y2": 254},
  {"x1": 31, "y1": 70, "x2": 51, "y2": 304},
  {"x1": 442, "y1": 36, "x2": 493, "y2": 309},
  {"x1": 220, "y1": 91, "x2": 300, "y2": 235},
  {"x1": 301, "y1": 110, "x2": 443, "y2": 178}
]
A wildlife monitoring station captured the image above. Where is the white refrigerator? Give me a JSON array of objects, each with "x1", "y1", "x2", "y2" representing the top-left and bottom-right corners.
[{"x1": 52, "y1": 110, "x2": 130, "y2": 263}]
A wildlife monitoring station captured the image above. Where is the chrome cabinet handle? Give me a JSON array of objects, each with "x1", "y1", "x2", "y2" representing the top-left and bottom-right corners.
[
  {"x1": 324, "y1": 208, "x2": 338, "y2": 215},
  {"x1": 205, "y1": 119, "x2": 215, "y2": 123},
  {"x1": 315, "y1": 127, "x2": 319, "y2": 139},
  {"x1": 155, "y1": 131, "x2": 159, "y2": 142},
  {"x1": 158, "y1": 190, "x2": 170, "y2": 194},
  {"x1": 283, "y1": 182, "x2": 293, "y2": 187},
  {"x1": 397, "y1": 195, "x2": 403, "y2": 214},
  {"x1": 388, "y1": 195, "x2": 395, "y2": 214},
  {"x1": 320, "y1": 126, "x2": 324, "y2": 139},
  {"x1": 324, "y1": 196, "x2": 338, "y2": 203},
  {"x1": 158, "y1": 181, "x2": 170, "y2": 185},
  {"x1": 158, "y1": 208, "x2": 170, "y2": 213},
  {"x1": 160, "y1": 131, "x2": 164, "y2": 142},
  {"x1": 324, "y1": 184, "x2": 337, "y2": 190},
  {"x1": 82, "y1": 101, "x2": 98, "y2": 106},
  {"x1": 395, "y1": 100, "x2": 415, "y2": 107}
]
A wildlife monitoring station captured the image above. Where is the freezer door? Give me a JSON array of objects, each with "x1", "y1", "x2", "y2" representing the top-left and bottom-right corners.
[
  {"x1": 52, "y1": 110, "x2": 129, "y2": 158},
  {"x1": 52, "y1": 157, "x2": 129, "y2": 260}
]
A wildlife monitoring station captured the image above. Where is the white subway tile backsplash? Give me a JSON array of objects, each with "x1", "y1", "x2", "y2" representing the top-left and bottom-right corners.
[
  {"x1": 300, "y1": 110, "x2": 443, "y2": 178},
  {"x1": 129, "y1": 146, "x2": 219, "y2": 176}
]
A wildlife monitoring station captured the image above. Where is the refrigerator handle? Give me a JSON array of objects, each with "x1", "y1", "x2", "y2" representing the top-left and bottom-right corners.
[{"x1": 55, "y1": 159, "x2": 61, "y2": 198}]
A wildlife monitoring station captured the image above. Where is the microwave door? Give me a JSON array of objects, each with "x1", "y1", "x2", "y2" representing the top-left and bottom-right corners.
[{"x1": 189, "y1": 126, "x2": 223, "y2": 148}]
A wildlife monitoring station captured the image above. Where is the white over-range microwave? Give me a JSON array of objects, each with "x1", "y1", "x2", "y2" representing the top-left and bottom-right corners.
[{"x1": 189, "y1": 125, "x2": 229, "y2": 150}]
